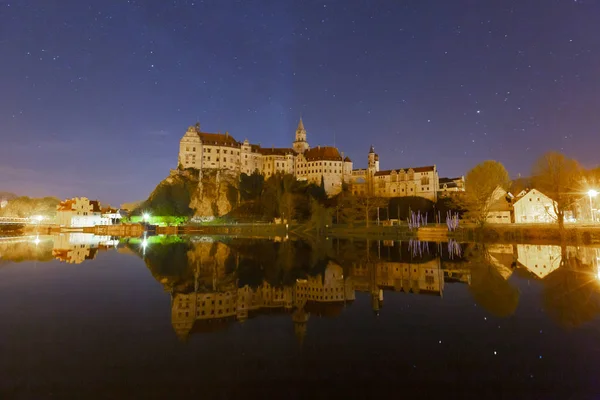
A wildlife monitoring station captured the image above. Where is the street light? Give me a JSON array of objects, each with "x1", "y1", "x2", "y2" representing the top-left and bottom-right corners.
[
  {"x1": 588, "y1": 190, "x2": 598, "y2": 223},
  {"x1": 143, "y1": 213, "x2": 150, "y2": 223}
]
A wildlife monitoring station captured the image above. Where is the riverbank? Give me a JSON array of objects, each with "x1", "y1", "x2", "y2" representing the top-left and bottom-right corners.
[
  {"x1": 12, "y1": 221, "x2": 600, "y2": 245},
  {"x1": 181, "y1": 222, "x2": 600, "y2": 245}
]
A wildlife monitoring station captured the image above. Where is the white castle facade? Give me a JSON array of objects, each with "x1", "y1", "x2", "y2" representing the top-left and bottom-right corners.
[{"x1": 178, "y1": 120, "x2": 453, "y2": 200}]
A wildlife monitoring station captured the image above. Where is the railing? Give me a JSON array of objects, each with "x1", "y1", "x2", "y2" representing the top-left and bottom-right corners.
[{"x1": 0, "y1": 217, "x2": 43, "y2": 225}]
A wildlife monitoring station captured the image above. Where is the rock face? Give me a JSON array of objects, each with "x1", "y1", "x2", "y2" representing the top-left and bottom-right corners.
[
  {"x1": 152, "y1": 169, "x2": 237, "y2": 218},
  {"x1": 189, "y1": 169, "x2": 237, "y2": 218}
]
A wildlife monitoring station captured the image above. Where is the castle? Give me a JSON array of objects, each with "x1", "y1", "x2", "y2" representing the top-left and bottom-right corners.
[{"x1": 178, "y1": 120, "x2": 456, "y2": 200}]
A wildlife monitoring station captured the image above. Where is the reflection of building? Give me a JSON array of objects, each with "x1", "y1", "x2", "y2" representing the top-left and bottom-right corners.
[
  {"x1": 52, "y1": 233, "x2": 115, "y2": 264},
  {"x1": 56, "y1": 197, "x2": 119, "y2": 228},
  {"x1": 170, "y1": 253, "x2": 448, "y2": 340},
  {"x1": 516, "y1": 244, "x2": 561, "y2": 279},
  {"x1": 171, "y1": 261, "x2": 354, "y2": 341},
  {"x1": 349, "y1": 146, "x2": 440, "y2": 201},
  {"x1": 351, "y1": 259, "x2": 444, "y2": 299},
  {"x1": 512, "y1": 189, "x2": 557, "y2": 224}
]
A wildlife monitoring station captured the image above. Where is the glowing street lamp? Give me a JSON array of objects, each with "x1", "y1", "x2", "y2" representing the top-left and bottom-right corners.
[
  {"x1": 588, "y1": 190, "x2": 598, "y2": 223},
  {"x1": 143, "y1": 213, "x2": 150, "y2": 223}
]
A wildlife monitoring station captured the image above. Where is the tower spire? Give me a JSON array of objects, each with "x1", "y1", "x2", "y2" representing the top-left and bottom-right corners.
[{"x1": 297, "y1": 118, "x2": 305, "y2": 131}]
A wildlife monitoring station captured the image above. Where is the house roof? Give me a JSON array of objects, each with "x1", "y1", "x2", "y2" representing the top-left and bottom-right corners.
[
  {"x1": 257, "y1": 147, "x2": 296, "y2": 156},
  {"x1": 344, "y1": 156, "x2": 352, "y2": 162},
  {"x1": 304, "y1": 146, "x2": 343, "y2": 161},
  {"x1": 89, "y1": 200, "x2": 101, "y2": 212},
  {"x1": 56, "y1": 199, "x2": 75, "y2": 211},
  {"x1": 513, "y1": 188, "x2": 554, "y2": 205},
  {"x1": 439, "y1": 176, "x2": 463, "y2": 184},
  {"x1": 374, "y1": 166, "x2": 435, "y2": 176},
  {"x1": 197, "y1": 132, "x2": 240, "y2": 147},
  {"x1": 57, "y1": 198, "x2": 102, "y2": 212}
]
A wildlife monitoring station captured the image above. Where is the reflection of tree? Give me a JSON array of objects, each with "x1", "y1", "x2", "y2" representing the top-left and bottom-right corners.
[
  {"x1": 466, "y1": 244, "x2": 520, "y2": 317},
  {"x1": 134, "y1": 239, "x2": 193, "y2": 290},
  {"x1": 0, "y1": 239, "x2": 54, "y2": 264},
  {"x1": 543, "y1": 247, "x2": 600, "y2": 329}
]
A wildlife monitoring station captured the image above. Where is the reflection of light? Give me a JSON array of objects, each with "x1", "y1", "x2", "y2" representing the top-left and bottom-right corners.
[
  {"x1": 589, "y1": 190, "x2": 599, "y2": 198},
  {"x1": 143, "y1": 213, "x2": 150, "y2": 222},
  {"x1": 30, "y1": 215, "x2": 45, "y2": 223},
  {"x1": 597, "y1": 268, "x2": 600, "y2": 281},
  {"x1": 141, "y1": 238, "x2": 148, "y2": 249},
  {"x1": 33, "y1": 236, "x2": 40, "y2": 246}
]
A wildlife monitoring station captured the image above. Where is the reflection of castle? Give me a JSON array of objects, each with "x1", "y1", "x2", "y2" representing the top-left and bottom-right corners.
[
  {"x1": 52, "y1": 233, "x2": 117, "y2": 264},
  {"x1": 171, "y1": 256, "x2": 445, "y2": 341},
  {"x1": 171, "y1": 261, "x2": 355, "y2": 342}
]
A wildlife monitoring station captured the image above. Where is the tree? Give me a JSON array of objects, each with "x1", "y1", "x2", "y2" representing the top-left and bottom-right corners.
[
  {"x1": 310, "y1": 198, "x2": 331, "y2": 235},
  {"x1": 239, "y1": 171, "x2": 264, "y2": 201},
  {"x1": 463, "y1": 160, "x2": 511, "y2": 226},
  {"x1": 531, "y1": 151, "x2": 581, "y2": 230},
  {"x1": 543, "y1": 246, "x2": 600, "y2": 328},
  {"x1": 466, "y1": 244, "x2": 520, "y2": 317}
]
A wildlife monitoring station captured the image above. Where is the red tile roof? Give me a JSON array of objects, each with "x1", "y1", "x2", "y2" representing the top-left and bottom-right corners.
[
  {"x1": 89, "y1": 200, "x2": 101, "y2": 212},
  {"x1": 257, "y1": 147, "x2": 296, "y2": 156},
  {"x1": 304, "y1": 146, "x2": 342, "y2": 161},
  {"x1": 197, "y1": 132, "x2": 240, "y2": 147},
  {"x1": 56, "y1": 198, "x2": 102, "y2": 212},
  {"x1": 56, "y1": 199, "x2": 75, "y2": 211}
]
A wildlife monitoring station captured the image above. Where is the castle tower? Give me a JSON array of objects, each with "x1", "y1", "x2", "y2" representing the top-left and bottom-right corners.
[
  {"x1": 292, "y1": 308, "x2": 310, "y2": 347},
  {"x1": 368, "y1": 145, "x2": 379, "y2": 172},
  {"x1": 367, "y1": 145, "x2": 380, "y2": 195},
  {"x1": 293, "y1": 118, "x2": 310, "y2": 154}
]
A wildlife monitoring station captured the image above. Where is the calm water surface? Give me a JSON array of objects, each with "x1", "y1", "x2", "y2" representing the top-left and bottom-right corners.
[{"x1": 1, "y1": 234, "x2": 600, "y2": 398}]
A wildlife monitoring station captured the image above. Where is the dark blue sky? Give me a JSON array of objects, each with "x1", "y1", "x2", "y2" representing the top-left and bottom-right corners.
[{"x1": 1, "y1": 0, "x2": 599, "y2": 206}]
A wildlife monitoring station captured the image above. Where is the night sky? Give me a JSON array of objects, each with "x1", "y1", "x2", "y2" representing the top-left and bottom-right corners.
[{"x1": 1, "y1": 0, "x2": 599, "y2": 206}]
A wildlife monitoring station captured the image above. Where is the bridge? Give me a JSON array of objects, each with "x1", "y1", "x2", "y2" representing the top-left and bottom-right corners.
[{"x1": 0, "y1": 217, "x2": 48, "y2": 226}]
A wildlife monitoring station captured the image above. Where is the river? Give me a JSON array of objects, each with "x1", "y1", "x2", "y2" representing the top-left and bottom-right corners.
[{"x1": 1, "y1": 233, "x2": 599, "y2": 397}]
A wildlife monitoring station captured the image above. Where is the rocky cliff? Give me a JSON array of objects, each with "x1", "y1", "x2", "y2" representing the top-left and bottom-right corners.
[{"x1": 142, "y1": 169, "x2": 237, "y2": 218}]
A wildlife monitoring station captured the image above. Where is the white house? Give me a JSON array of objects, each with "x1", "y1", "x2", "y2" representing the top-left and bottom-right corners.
[
  {"x1": 486, "y1": 186, "x2": 513, "y2": 224},
  {"x1": 512, "y1": 189, "x2": 557, "y2": 224},
  {"x1": 56, "y1": 197, "x2": 113, "y2": 228}
]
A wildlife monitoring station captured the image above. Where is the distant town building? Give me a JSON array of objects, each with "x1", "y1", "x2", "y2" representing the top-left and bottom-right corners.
[
  {"x1": 56, "y1": 197, "x2": 119, "y2": 228},
  {"x1": 512, "y1": 188, "x2": 557, "y2": 223},
  {"x1": 349, "y1": 146, "x2": 440, "y2": 201},
  {"x1": 177, "y1": 120, "x2": 448, "y2": 199},
  {"x1": 438, "y1": 176, "x2": 466, "y2": 195},
  {"x1": 486, "y1": 186, "x2": 513, "y2": 224}
]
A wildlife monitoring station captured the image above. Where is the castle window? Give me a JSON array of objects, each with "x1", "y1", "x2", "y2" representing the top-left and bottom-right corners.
[
  {"x1": 216, "y1": 149, "x2": 220, "y2": 153},
  {"x1": 193, "y1": 147, "x2": 196, "y2": 151},
  {"x1": 224, "y1": 158, "x2": 227, "y2": 162},
  {"x1": 224, "y1": 150, "x2": 227, "y2": 154}
]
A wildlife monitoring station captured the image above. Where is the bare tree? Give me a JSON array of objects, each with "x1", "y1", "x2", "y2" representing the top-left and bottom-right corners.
[
  {"x1": 356, "y1": 195, "x2": 389, "y2": 228},
  {"x1": 463, "y1": 160, "x2": 511, "y2": 226},
  {"x1": 531, "y1": 151, "x2": 581, "y2": 230}
]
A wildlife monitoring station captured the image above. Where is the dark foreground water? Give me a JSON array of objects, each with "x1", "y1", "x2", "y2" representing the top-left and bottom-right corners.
[{"x1": 1, "y1": 234, "x2": 600, "y2": 398}]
